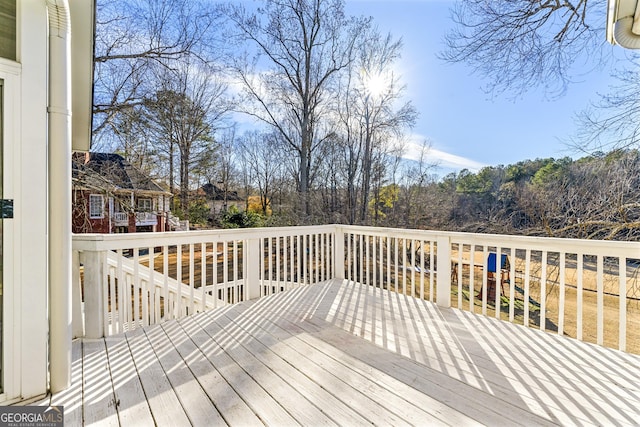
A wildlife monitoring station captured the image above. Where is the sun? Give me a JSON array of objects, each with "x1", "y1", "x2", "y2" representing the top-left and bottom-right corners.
[{"x1": 363, "y1": 71, "x2": 389, "y2": 98}]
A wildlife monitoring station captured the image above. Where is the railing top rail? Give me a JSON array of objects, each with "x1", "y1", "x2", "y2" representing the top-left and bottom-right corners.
[
  {"x1": 72, "y1": 223, "x2": 640, "y2": 257},
  {"x1": 337, "y1": 224, "x2": 640, "y2": 256},
  {"x1": 72, "y1": 224, "x2": 338, "y2": 251}
]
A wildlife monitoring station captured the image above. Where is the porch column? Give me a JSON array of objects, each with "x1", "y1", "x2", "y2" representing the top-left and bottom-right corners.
[
  {"x1": 245, "y1": 238, "x2": 261, "y2": 300},
  {"x1": 48, "y1": 0, "x2": 72, "y2": 392},
  {"x1": 71, "y1": 250, "x2": 84, "y2": 338},
  {"x1": 81, "y1": 251, "x2": 105, "y2": 338},
  {"x1": 436, "y1": 235, "x2": 452, "y2": 307}
]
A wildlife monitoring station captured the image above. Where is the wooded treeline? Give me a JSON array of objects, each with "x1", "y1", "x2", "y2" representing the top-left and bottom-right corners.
[
  {"x1": 214, "y1": 147, "x2": 640, "y2": 242},
  {"x1": 423, "y1": 150, "x2": 640, "y2": 241}
]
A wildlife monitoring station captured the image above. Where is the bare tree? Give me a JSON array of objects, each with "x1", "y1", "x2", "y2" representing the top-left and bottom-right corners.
[
  {"x1": 238, "y1": 131, "x2": 284, "y2": 216},
  {"x1": 332, "y1": 28, "x2": 417, "y2": 224},
  {"x1": 93, "y1": 0, "x2": 223, "y2": 141},
  {"x1": 224, "y1": 0, "x2": 370, "y2": 217},
  {"x1": 573, "y1": 66, "x2": 640, "y2": 152},
  {"x1": 144, "y1": 64, "x2": 231, "y2": 211},
  {"x1": 440, "y1": 0, "x2": 606, "y2": 97}
]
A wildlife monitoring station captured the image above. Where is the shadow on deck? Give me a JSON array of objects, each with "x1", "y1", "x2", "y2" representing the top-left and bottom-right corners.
[{"x1": 42, "y1": 279, "x2": 640, "y2": 426}]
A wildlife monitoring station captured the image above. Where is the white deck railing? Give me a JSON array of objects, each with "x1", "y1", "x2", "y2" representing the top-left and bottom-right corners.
[
  {"x1": 339, "y1": 225, "x2": 640, "y2": 353},
  {"x1": 72, "y1": 225, "x2": 335, "y2": 338},
  {"x1": 72, "y1": 225, "x2": 640, "y2": 353}
]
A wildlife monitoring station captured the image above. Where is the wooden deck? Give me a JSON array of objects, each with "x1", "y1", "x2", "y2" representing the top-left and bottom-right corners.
[{"x1": 40, "y1": 279, "x2": 640, "y2": 426}]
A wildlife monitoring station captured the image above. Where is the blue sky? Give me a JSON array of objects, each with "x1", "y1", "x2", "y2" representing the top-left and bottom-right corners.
[{"x1": 343, "y1": 0, "x2": 620, "y2": 173}]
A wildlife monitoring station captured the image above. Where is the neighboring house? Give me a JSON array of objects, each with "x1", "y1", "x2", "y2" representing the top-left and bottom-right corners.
[
  {"x1": 72, "y1": 152, "x2": 173, "y2": 234},
  {"x1": 0, "y1": 0, "x2": 96, "y2": 402},
  {"x1": 199, "y1": 182, "x2": 244, "y2": 218}
]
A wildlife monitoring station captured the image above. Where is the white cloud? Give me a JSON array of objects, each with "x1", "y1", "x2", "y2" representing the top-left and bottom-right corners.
[{"x1": 401, "y1": 134, "x2": 486, "y2": 172}]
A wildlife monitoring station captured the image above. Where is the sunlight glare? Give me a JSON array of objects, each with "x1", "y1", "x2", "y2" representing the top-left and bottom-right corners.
[{"x1": 364, "y1": 71, "x2": 389, "y2": 98}]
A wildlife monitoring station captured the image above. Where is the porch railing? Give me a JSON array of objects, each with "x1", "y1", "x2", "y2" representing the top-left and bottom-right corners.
[
  {"x1": 72, "y1": 225, "x2": 640, "y2": 353},
  {"x1": 339, "y1": 225, "x2": 640, "y2": 353},
  {"x1": 112, "y1": 212, "x2": 128, "y2": 225},
  {"x1": 135, "y1": 211, "x2": 158, "y2": 225},
  {"x1": 72, "y1": 225, "x2": 335, "y2": 338}
]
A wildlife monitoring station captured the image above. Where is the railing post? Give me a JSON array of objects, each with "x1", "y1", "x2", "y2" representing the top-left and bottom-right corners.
[
  {"x1": 71, "y1": 250, "x2": 84, "y2": 338},
  {"x1": 82, "y1": 250, "x2": 105, "y2": 338},
  {"x1": 334, "y1": 226, "x2": 345, "y2": 280},
  {"x1": 436, "y1": 235, "x2": 452, "y2": 307},
  {"x1": 246, "y1": 238, "x2": 262, "y2": 300}
]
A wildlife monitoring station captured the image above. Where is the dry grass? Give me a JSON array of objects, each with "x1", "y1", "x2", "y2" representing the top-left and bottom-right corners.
[{"x1": 445, "y1": 253, "x2": 640, "y2": 354}]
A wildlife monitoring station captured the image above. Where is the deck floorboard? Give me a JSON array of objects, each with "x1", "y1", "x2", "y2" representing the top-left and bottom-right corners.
[{"x1": 52, "y1": 279, "x2": 640, "y2": 426}]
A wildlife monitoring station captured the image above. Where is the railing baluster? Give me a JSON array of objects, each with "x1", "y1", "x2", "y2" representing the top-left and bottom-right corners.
[
  {"x1": 378, "y1": 236, "x2": 384, "y2": 291},
  {"x1": 469, "y1": 245, "x2": 475, "y2": 313},
  {"x1": 402, "y1": 238, "x2": 407, "y2": 295},
  {"x1": 495, "y1": 246, "x2": 502, "y2": 319},
  {"x1": 411, "y1": 239, "x2": 416, "y2": 297},
  {"x1": 558, "y1": 251, "x2": 566, "y2": 337},
  {"x1": 163, "y1": 246, "x2": 169, "y2": 320},
  {"x1": 597, "y1": 254, "x2": 604, "y2": 346},
  {"x1": 201, "y1": 242, "x2": 206, "y2": 311},
  {"x1": 357, "y1": 234, "x2": 364, "y2": 283},
  {"x1": 268, "y1": 237, "x2": 273, "y2": 295},
  {"x1": 276, "y1": 236, "x2": 281, "y2": 291},
  {"x1": 176, "y1": 244, "x2": 182, "y2": 318},
  {"x1": 302, "y1": 235, "x2": 307, "y2": 286},
  {"x1": 149, "y1": 246, "x2": 155, "y2": 324},
  {"x1": 481, "y1": 246, "x2": 488, "y2": 316},
  {"x1": 101, "y1": 252, "x2": 109, "y2": 335},
  {"x1": 619, "y1": 256, "x2": 627, "y2": 352},
  {"x1": 316, "y1": 233, "x2": 321, "y2": 284},
  {"x1": 420, "y1": 240, "x2": 425, "y2": 300},
  {"x1": 233, "y1": 240, "x2": 239, "y2": 302},
  {"x1": 292, "y1": 235, "x2": 297, "y2": 285},
  {"x1": 328, "y1": 233, "x2": 333, "y2": 279},
  {"x1": 577, "y1": 253, "x2": 584, "y2": 341},
  {"x1": 508, "y1": 247, "x2": 515, "y2": 322},
  {"x1": 142, "y1": 247, "x2": 149, "y2": 326},
  {"x1": 524, "y1": 249, "x2": 531, "y2": 328},
  {"x1": 365, "y1": 234, "x2": 370, "y2": 286},
  {"x1": 386, "y1": 236, "x2": 391, "y2": 290},
  {"x1": 540, "y1": 251, "x2": 547, "y2": 332},
  {"x1": 430, "y1": 241, "x2": 435, "y2": 303},
  {"x1": 189, "y1": 244, "x2": 195, "y2": 315},
  {"x1": 394, "y1": 237, "x2": 399, "y2": 294},
  {"x1": 297, "y1": 235, "x2": 302, "y2": 286},
  {"x1": 373, "y1": 236, "x2": 378, "y2": 289},
  {"x1": 126, "y1": 274, "x2": 133, "y2": 332},
  {"x1": 283, "y1": 236, "x2": 288, "y2": 289},
  {"x1": 117, "y1": 249, "x2": 125, "y2": 330},
  {"x1": 320, "y1": 233, "x2": 325, "y2": 282},
  {"x1": 133, "y1": 248, "x2": 140, "y2": 329},
  {"x1": 457, "y1": 243, "x2": 462, "y2": 309}
]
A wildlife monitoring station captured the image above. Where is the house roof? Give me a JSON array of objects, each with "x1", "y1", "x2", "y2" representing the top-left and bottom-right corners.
[
  {"x1": 73, "y1": 153, "x2": 171, "y2": 195},
  {"x1": 201, "y1": 183, "x2": 242, "y2": 201}
]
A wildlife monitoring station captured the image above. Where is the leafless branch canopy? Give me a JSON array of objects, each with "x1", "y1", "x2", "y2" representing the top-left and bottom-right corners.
[{"x1": 440, "y1": 0, "x2": 606, "y2": 97}]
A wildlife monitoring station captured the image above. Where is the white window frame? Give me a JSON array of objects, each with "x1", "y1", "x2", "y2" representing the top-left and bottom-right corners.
[
  {"x1": 89, "y1": 194, "x2": 104, "y2": 219},
  {"x1": 137, "y1": 197, "x2": 152, "y2": 212}
]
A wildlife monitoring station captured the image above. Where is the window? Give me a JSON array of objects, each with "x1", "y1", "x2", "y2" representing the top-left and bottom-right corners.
[
  {"x1": 89, "y1": 194, "x2": 104, "y2": 219},
  {"x1": 137, "y1": 198, "x2": 152, "y2": 212},
  {"x1": 0, "y1": 1, "x2": 16, "y2": 61}
]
